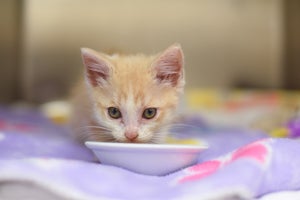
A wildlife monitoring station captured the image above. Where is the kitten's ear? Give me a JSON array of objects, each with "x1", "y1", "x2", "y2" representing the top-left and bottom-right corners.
[
  {"x1": 81, "y1": 48, "x2": 111, "y2": 87},
  {"x1": 152, "y1": 44, "x2": 184, "y2": 87}
]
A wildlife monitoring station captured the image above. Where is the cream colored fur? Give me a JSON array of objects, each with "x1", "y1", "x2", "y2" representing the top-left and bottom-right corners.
[{"x1": 70, "y1": 44, "x2": 185, "y2": 143}]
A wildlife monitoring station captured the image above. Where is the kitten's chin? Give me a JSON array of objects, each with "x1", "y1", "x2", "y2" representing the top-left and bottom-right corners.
[
  {"x1": 139, "y1": 136, "x2": 167, "y2": 144},
  {"x1": 114, "y1": 137, "x2": 162, "y2": 144},
  {"x1": 109, "y1": 131, "x2": 168, "y2": 144}
]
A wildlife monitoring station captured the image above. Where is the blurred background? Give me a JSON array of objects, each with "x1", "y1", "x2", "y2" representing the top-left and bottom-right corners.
[{"x1": 0, "y1": 0, "x2": 299, "y2": 104}]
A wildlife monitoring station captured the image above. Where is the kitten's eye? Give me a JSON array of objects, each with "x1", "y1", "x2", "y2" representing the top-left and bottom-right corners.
[
  {"x1": 142, "y1": 108, "x2": 157, "y2": 119},
  {"x1": 108, "y1": 107, "x2": 122, "y2": 119}
]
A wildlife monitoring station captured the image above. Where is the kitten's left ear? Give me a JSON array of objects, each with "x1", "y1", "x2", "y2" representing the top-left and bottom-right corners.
[
  {"x1": 81, "y1": 48, "x2": 112, "y2": 88},
  {"x1": 152, "y1": 44, "x2": 185, "y2": 88}
]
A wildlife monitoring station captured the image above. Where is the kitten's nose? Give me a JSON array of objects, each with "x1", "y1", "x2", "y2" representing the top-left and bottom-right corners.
[{"x1": 125, "y1": 130, "x2": 138, "y2": 141}]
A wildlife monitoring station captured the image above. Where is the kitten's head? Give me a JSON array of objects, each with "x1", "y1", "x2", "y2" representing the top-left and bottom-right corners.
[{"x1": 81, "y1": 44, "x2": 185, "y2": 143}]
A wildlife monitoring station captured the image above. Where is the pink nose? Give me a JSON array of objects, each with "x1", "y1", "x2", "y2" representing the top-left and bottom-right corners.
[{"x1": 125, "y1": 131, "x2": 138, "y2": 141}]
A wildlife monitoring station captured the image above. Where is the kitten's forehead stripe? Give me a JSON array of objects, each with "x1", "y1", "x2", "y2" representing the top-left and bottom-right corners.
[{"x1": 122, "y1": 87, "x2": 139, "y2": 126}]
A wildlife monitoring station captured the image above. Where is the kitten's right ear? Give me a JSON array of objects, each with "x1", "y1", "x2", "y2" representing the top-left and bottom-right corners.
[
  {"x1": 81, "y1": 48, "x2": 111, "y2": 87},
  {"x1": 151, "y1": 44, "x2": 184, "y2": 88}
]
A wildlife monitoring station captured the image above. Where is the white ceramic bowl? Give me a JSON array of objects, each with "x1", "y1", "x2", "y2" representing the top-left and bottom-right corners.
[{"x1": 85, "y1": 141, "x2": 208, "y2": 176}]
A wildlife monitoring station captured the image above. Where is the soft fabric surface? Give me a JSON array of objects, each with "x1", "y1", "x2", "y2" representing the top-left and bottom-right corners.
[{"x1": 0, "y1": 108, "x2": 300, "y2": 200}]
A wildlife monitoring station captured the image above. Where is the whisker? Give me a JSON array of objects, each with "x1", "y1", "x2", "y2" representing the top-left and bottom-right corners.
[
  {"x1": 75, "y1": 129, "x2": 114, "y2": 142},
  {"x1": 161, "y1": 123, "x2": 200, "y2": 130},
  {"x1": 78, "y1": 129, "x2": 112, "y2": 135},
  {"x1": 75, "y1": 125, "x2": 111, "y2": 131},
  {"x1": 79, "y1": 134, "x2": 114, "y2": 142},
  {"x1": 81, "y1": 131, "x2": 112, "y2": 137},
  {"x1": 73, "y1": 130, "x2": 111, "y2": 138},
  {"x1": 73, "y1": 125, "x2": 112, "y2": 134},
  {"x1": 147, "y1": 132, "x2": 168, "y2": 144}
]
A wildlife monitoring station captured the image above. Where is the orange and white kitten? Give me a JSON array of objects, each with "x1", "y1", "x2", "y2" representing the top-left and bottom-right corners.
[{"x1": 70, "y1": 44, "x2": 185, "y2": 143}]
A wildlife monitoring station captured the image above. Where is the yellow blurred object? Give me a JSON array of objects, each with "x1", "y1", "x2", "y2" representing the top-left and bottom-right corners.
[
  {"x1": 186, "y1": 89, "x2": 221, "y2": 109},
  {"x1": 270, "y1": 128, "x2": 289, "y2": 138},
  {"x1": 166, "y1": 136, "x2": 201, "y2": 145},
  {"x1": 40, "y1": 101, "x2": 71, "y2": 124}
]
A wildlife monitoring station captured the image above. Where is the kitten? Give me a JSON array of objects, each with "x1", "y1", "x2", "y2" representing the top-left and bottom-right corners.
[{"x1": 70, "y1": 44, "x2": 185, "y2": 144}]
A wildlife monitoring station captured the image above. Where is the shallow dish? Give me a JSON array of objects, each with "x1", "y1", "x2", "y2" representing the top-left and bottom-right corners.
[{"x1": 85, "y1": 141, "x2": 208, "y2": 176}]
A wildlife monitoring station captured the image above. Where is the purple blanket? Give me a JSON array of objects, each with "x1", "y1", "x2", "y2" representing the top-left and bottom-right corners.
[{"x1": 1, "y1": 108, "x2": 300, "y2": 199}]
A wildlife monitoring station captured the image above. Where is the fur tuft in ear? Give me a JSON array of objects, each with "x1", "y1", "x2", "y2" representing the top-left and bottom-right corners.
[
  {"x1": 152, "y1": 44, "x2": 184, "y2": 87},
  {"x1": 81, "y1": 48, "x2": 111, "y2": 87}
]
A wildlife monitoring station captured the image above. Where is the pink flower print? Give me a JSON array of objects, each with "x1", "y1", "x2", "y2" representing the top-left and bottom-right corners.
[
  {"x1": 177, "y1": 139, "x2": 271, "y2": 184},
  {"x1": 178, "y1": 160, "x2": 222, "y2": 183},
  {"x1": 0, "y1": 119, "x2": 37, "y2": 133},
  {"x1": 14, "y1": 123, "x2": 36, "y2": 132},
  {"x1": 230, "y1": 140, "x2": 270, "y2": 165},
  {"x1": 0, "y1": 120, "x2": 8, "y2": 130}
]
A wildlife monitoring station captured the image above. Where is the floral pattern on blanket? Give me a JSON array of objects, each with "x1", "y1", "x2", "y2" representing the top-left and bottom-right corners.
[
  {"x1": 177, "y1": 139, "x2": 271, "y2": 184},
  {"x1": 1, "y1": 107, "x2": 300, "y2": 200}
]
